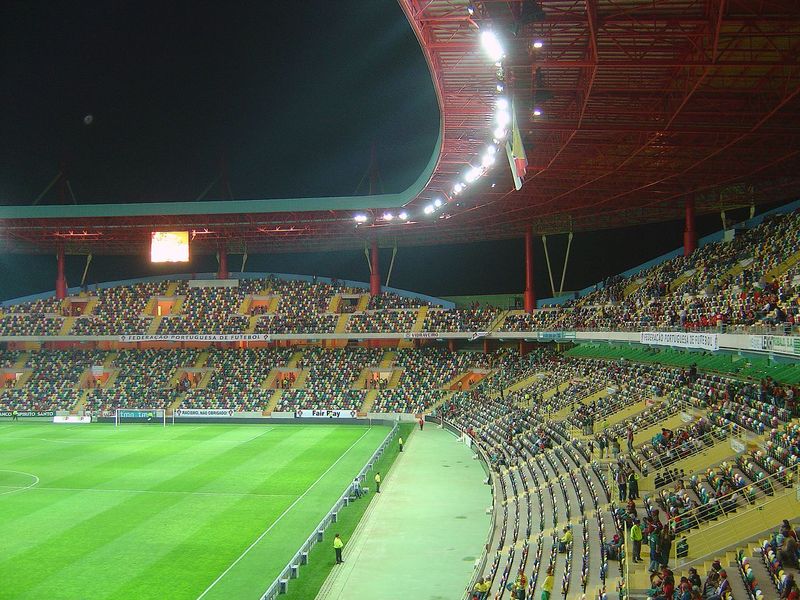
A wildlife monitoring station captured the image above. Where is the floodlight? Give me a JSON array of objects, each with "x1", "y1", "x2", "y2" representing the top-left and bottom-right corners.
[
  {"x1": 423, "y1": 204, "x2": 435, "y2": 215},
  {"x1": 354, "y1": 214, "x2": 368, "y2": 223},
  {"x1": 480, "y1": 31, "x2": 504, "y2": 62}
]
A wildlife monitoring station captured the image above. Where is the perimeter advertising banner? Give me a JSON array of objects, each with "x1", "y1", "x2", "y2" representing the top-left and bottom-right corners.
[
  {"x1": 119, "y1": 334, "x2": 271, "y2": 343},
  {"x1": 174, "y1": 408, "x2": 235, "y2": 418},
  {"x1": 294, "y1": 409, "x2": 358, "y2": 419},
  {"x1": 749, "y1": 335, "x2": 800, "y2": 357},
  {"x1": 640, "y1": 331, "x2": 719, "y2": 351}
]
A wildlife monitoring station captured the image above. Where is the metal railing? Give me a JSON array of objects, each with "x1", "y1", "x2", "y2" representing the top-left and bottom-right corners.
[{"x1": 258, "y1": 422, "x2": 398, "y2": 600}]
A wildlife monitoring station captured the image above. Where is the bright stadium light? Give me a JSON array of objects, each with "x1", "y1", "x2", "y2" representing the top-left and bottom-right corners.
[
  {"x1": 464, "y1": 166, "x2": 482, "y2": 183},
  {"x1": 480, "y1": 31, "x2": 504, "y2": 62},
  {"x1": 423, "y1": 204, "x2": 435, "y2": 215},
  {"x1": 532, "y1": 40, "x2": 544, "y2": 49},
  {"x1": 486, "y1": 145, "x2": 497, "y2": 155},
  {"x1": 433, "y1": 198, "x2": 443, "y2": 208},
  {"x1": 533, "y1": 108, "x2": 542, "y2": 116},
  {"x1": 398, "y1": 211, "x2": 409, "y2": 220},
  {"x1": 496, "y1": 110, "x2": 510, "y2": 128},
  {"x1": 496, "y1": 97, "x2": 509, "y2": 111},
  {"x1": 452, "y1": 182, "x2": 465, "y2": 195},
  {"x1": 482, "y1": 153, "x2": 496, "y2": 168},
  {"x1": 382, "y1": 212, "x2": 394, "y2": 221},
  {"x1": 354, "y1": 214, "x2": 368, "y2": 223},
  {"x1": 493, "y1": 126, "x2": 508, "y2": 140}
]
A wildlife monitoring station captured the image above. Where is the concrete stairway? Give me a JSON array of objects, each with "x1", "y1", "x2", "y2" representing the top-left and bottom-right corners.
[
  {"x1": 327, "y1": 295, "x2": 341, "y2": 313},
  {"x1": 168, "y1": 394, "x2": 185, "y2": 412},
  {"x1": 359, "y1": 390, "x2": 379, "y2": 414},
  {"x1": 165, "y1": 282, "x2": 179, "y2": 296},
  {"x1": 264, "y1": 389, "x2": 283, "y2": 414},
  {"x1": 262, "y1": 368, "x2": 280, "y2": 389},
  {"x1": 238, "y1": 296, "x2": 252, "y2": 315},
  {"x1": 147, "y1": 316, "x2": 162, "y2": 334},
  {"x1": 379, "y1": 351, "x2": 396, "y2": 368},
  {"x1": 669, "y1": 268, "x2": 696, "y2": 292},
  {"x1": 334, "y1": 314, "x2": 350, "y2": 333},
  {"x1": 356, "y1": 294, "x2": 370, "y2": 311},
  {"x1": 59, "y1": 316, "x2": 75, "y2": 335}
]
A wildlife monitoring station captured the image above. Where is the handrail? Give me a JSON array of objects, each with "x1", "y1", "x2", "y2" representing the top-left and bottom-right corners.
[
  {"x1": 673, "y1": 483, "x2": 799, "y2": 568},
  {"x1": 656, "y1": 460, "x2": 798, "y2": 539},
  {"x1": 258, "y1": 422, "x2": 398, "y2": 600},
  {"x1": 431, "y1": 416, "x2": 497, "y2": 600}
]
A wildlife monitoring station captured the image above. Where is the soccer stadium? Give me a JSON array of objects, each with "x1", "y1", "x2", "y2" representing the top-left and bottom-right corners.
[{"x1": 2, "y1": 1, "x2": 800, "y2": 600}]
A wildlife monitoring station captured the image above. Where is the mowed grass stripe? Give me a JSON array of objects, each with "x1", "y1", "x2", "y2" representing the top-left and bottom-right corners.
[
  {"x1": 198, "y1": 426, "x2": 388, "y2": 600},
  {"x1": 0, "y1": 424, "x2": 386, "y2": 600}
]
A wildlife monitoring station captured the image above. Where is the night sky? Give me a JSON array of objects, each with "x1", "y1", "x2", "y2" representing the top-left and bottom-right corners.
[{"x1": 0, "y1": 3, "x2": 785, "y2": 301}]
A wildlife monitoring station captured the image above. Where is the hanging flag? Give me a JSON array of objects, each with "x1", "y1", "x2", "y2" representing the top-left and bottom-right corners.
[{"x1": 505, "y1": 97, "x2": 528, "y2": 190}]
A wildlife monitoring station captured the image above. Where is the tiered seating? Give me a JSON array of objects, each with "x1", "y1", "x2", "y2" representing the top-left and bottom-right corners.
[
  {"x1": 422, "y1": 307, "x2": 499, "y2": 332},
  {"x1": 159, "y1": 287, "x2": 247, "y2": 334},
  {"x1": 276, "y1": 348, "x2": 382, "y2": 411},
  {"x1": 0, "y1": 313, "x2": 63, "y2": 336},
  {"x1": 71, "y1": 282, "x2": 166, "y2": 335},
  {"x1": 346, "y1": 310, "x2": 417, "y2": 333},
  {"x1": 85, "y1": 349, "x2": 200, "y2": 413},
  {"x1": 182, "y1": 348, "x2": 294, "y2": 411},
  {"x1": 0, "y1": 350, "x2": 102, "y2": 412}
]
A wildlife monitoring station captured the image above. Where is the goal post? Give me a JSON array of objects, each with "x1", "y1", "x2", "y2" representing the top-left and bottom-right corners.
[{"x1": 114, "y1": 408, "x2": 170, "y2": 427}]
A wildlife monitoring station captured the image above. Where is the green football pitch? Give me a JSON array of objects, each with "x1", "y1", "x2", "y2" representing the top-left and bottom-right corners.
[{"x1": 0, "y1": 421, "x2": 391, "y2": 600}]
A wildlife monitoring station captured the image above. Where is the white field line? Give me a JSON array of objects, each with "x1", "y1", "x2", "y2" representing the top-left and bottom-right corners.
[
  {"x1": 196, "y1": 427, "x2": 373, "y2": 600},
  {"x1": 0, "y1": 470, "x2": 39, "y2": 496}
]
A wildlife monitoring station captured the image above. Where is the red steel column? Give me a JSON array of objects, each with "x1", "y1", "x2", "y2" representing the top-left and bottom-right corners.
[
  {"x1": 524, "y1": 226, "x2": 536, "y2": 312},
  {"x1": 370, "y1": 239, "x2": 380, "y2": 296},
  {"x1": 217, "y1": 243, "x2": 229, "y2": 279},
  {"x1": 683, "y1": 196, "x2": 697, "y2": 256},
  {"x1": 55, "y1": 248, "x2": 67, "y2": 299}
]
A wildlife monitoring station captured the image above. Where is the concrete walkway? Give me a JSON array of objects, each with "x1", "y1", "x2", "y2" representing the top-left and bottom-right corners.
[{"x1": 316, "y1": 426, "x2": 491, "y2": 600}]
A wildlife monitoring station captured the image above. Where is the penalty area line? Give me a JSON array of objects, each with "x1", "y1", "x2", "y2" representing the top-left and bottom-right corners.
[{"x1": 195, "y1": 427, "x2": 372, "y2": 600}]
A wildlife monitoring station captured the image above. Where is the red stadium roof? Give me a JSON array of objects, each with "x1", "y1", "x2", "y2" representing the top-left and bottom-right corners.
[{"x1": 2, "y1": 0, "x2": 800, "y2": 254}]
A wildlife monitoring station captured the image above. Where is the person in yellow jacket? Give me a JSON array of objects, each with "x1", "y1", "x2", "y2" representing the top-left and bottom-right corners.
[
  {"x1": 333, "y1": 533, "x2": 344, "y2": 564},
  {"x1": 375, "y1": 471, "x2": 381, "y2": 493},
  {"x1": 541, "y1": 565, "x2": 554, "y2": 600},
  {"x1": 630, "y1": 518, "x2": 643, "y2": 562},
  {"x1": 399, "y1": 437, "x2": 404, "y2": 452}
]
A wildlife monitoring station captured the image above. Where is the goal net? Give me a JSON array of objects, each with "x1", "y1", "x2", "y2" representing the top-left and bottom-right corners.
[{"x1": 114, "y1": 408, "x2": 171, "y2": 427}]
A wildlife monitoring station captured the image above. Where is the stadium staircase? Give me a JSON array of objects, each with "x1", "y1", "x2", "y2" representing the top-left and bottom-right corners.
[
  {"x1": 411, "y1": 306, "x2": 428, "y2": 332},
  {"x1": 102, "y1": 369, "x2": 119, "y2": 388},
  {"x1": 194, "y1": 352, "x2": 209, "y2": 367},
  {"x1": 720, "y1": 257, "x2": 754, "y2": 283},
  {"x1": 59, "y1": 316, "x2": 75, "y2": 335},
  {"x1": 767, "y1": 247, "x2": 800, "y2": 279},
  {"x1": 287, "y1": 350, "x2": 304, "y2": 368},
  {"x1": 246, "y1": 315, "x2": 259, "y2": 333},
  {"x1": 355, "y1": 293, "x2": 370, "y2": 311},
  {"x1": 171, "y1": 296, "x2": 186, "y2": 315},
  {"x1": 238, "y1": 296, "x2": 252, "y2": 315},
  {"x1": 11, "y1": 352, "x2": 28, "y2": 370},
  {"x1": 83, "y1": 297, "x2": 98, "y2": 315},
  {"x1": 379, "y1": 351, "x2": 396, "y2": 368},
  {"x1": 142, "y1": 296, "x2": 156, "y2": 316},
  {"x1": 71, "y1": 390, "x2": 89, "y2": 414},
  {"x1": 102, "y1": 352, "x2": 117, "y2": 367},
  {"x1": 387, "y1": 368, "x2": 403, "y2": 387},
  {"x1": 669, "y1": 268, "x2": 697, "y2": 292},
  {"x1": 264, "y1": 390, "x2": 283, "y2": 414},
  {"x1": 196, "y1": 370, "x2": 213, "y2": 389},
  {"x1": 487, "y1": 309, "x2": 510, "y2": 332},
  {"x1": 503, "y1": 370, "x2": 551, "y2": 396},
  {"x1": 167, "y1": 394, "x2": 185, "y2": 413},
  {"x1": 359, "y1": 390, "x2": 379, "y2": 414},
  {"x1": 425, "y1": 391, "x2": 454, "y2": 414},
  {"x1": 267, "y1": 295, "x2": 280, "y2": 313},
  {"x1": 262, "y1": 368, "x2": 280, "y2": 389},
  {"x1": 353, "y1": 368, "x2": 372, "y2": 389},
  {"x1": 334, "y1": 314, "x2": 350, "y2": 333},
  {"x1": 147, "y1": 316, "x2": 162, "y2": 334},
  {"x1": 165, "y1": 282, "x2": 179, "y2": 296},
  {"x1": 293, "y1": 369, "x2": 309, "y2": 388},
  {"x1": 623, "y1": 277, "x2": 645, "y2": 298},
  {"x1": 327, "y1": 294, "x2": 341, "y2": 313}
]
